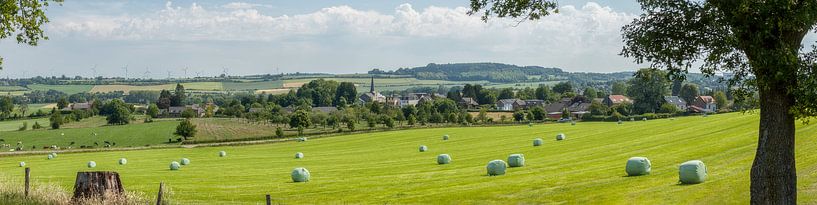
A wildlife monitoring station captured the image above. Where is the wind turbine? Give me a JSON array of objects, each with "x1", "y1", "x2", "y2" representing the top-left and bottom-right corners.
[
  {"x1": 195, "y1": 71, "x2": 202, "y2": 78},
  {"x1": 222, "y1": 67, "x2": 229, "y2": 78},
  {"x1": 122, "y1": 64, "x2": 129, "y2": 79},
  {"x1": 166, "y1": 70, "x2": 172, "y2": 79},
  {"x1": 90, "y1": 64, "x2": 98, "y2": 78},
  {"x1": 143, "y1": 67, "x2": 152, "y2": 79}
]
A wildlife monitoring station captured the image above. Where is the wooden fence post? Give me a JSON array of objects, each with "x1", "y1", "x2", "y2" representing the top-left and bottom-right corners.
[
  {"x1": 24, "y1": 167, "x2": 30, "y2": 197},
  {"x1": 156, "y1": 182, "x2": 164, "y2": 205},
  {"x1": 266, "y1": 194, "x2": 271, "y2": 205}
]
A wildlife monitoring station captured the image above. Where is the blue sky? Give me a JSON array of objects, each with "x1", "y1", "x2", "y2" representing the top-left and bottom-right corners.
[{"x1": 0, "y1": 1, "x2": 672, "y2": 78}]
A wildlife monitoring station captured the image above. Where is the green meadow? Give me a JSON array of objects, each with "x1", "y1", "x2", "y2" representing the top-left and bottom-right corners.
[{"x1": 2, "y1": 112, "x2": 817, "y2": 204}]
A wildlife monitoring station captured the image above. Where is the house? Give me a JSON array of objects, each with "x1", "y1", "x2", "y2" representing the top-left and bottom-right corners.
[
  {"x1": 359, "y1": 76, "x2": 386, "y2": 103},
  {"x1": 458, "y1": 97, "x2": 479, "y2": 109},
  {"x1": 545, "y1": 98, "x2": 572, "y2": 113},
  {"x1": 61, "y1": 101, "x2": 94, "y2": 111},
  {"x1": 663, "y1": 96, "x2": 687, "y2": 112},
  {"x1": 545, "y1": 98, "x2": 589, "y2": 120},
  {"x1": 496, "y1": 99, "x2": 526, "y2": 111},
  {"x1": 691, "y1": 96, "x2": 717, "y2": 113},
  {"x1": 603, "y1": 95, "x2": 632, "y2": 107},
  {"x1": 523, "y1": 99, "x2": 545, "y2": 109},
  {"x1": 164, "y1": 103, "x2": 216, "y2": 117}
]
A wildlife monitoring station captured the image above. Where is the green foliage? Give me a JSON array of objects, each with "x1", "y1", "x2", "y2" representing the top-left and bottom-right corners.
[
  {"x1": 31, "y1": 121, "x2": 42, "y2": 129},
  {"x1": 467, "y1": 0, "x2": 558, "y2": 22},
  {"x1": 157, "y1": 90, "x2": 172, "y2": 109},
  {"x1": 147, "y1": 103, "x2": 160, "y2": 118},
  {"x1": 659, "y1": 103, "x2": 680, "y2": 114},
  {"x1": 49, "y1": 109, "x2": 62, "y2": 129},
  {"x1": 535, "y1": 85, "x2": 554, "y2": 101},
  {"x1": 583, "y1": 87, "x2": 597, "y2": 99},
  {"x1": 0, "y1": 96, "x2": 13, "y2": 118},
  {"x1": 18, "y1": 121, "x2": 27, "y2": 131},
  {"x1": 714, "y1": 91, "x2": 728, "y2": 111},
  {"x1": 0, "y1": 0, "x2": 60, "y2": 68},
  {"x1": 530, "y1": 106, "x2": 546, "y2": 121},
  {"x1": 498, "y1": 88, "x2": 515, "y2": 99},
  {"x1": 611, "y1": 81, "x2": 628, "y2": 95},
  {"x1": 171, "y1": 83, "x2": 186, "y2": 106},
  {"x1": 552, "y1": 82, "x2": 573, "y2": 94},
  {"x1": 335, "y1": 82, "x2": 357, "y2": 106},
  {"x1": 679, "y1": 84, "x2": 699, "y2": 106},
  {"x1": 513, "y1": 110, "x2": 525, "y2": 122},
  {"x1": 289, "y1": 109, "x2": 312, "y2": 130},
  {"x1": 181, "y1": 108, "x2": 197, "y2": 119},
  {"x1": 589, "y1": 101, "x2": 609, "y2": 116},
  {"x1": 275, "y1": 127, "x2": 284, "y2": 138},
  {"x1": 174, "y1": 119, "x2": 197, "y2": 140},
  {"x1": 297, "y1": 79, "x2": 339, "y2": 107},
  {"x1": 106, "y1": 101, "x2": 131, "y2": 125},
  {"x1": 627, "y1": 69, "x2": 669, "y2": 114}
]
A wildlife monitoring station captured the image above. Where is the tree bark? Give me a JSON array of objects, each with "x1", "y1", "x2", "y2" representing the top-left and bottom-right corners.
[
  {"x1": 751, "y1": 83, "x2": 797, "y2": 204},
  {"x1": 73, "y1": 171, "x2": 124, "y2": 200}
]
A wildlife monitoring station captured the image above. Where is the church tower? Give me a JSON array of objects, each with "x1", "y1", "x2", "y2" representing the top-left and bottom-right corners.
[{"x1": 370, "y1": 76, "x2": 375, "y2": 93}]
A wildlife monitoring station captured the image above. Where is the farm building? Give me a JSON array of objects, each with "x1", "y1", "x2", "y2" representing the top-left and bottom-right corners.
[
  {"x1": 496, "y1": 99, "x2": 526, "y2": 111},
  {"x1": 603, "y1": 95, "x2": 632, "y2": 107},
  {"x1": 690, "y1": 96, "x2": 717, "y2": 113},
  {"x1": 61, "y1": 101, "x2": 94, "y2": 111},
  {"x1": 459, "y1": 97, "x2": 479, "y2": 109},
  {"x1": 523, "y1": 99, "x2": 545, "y2": 109},
  {"x1": 663, "y1": 96, "x2": 688, "y2": 112},
  {"x1": 545, "y1": 98, "x2": 590, "y2": 120},
  {"x1": 164, "y1": 103, "x2": 217, "y2": 117}
]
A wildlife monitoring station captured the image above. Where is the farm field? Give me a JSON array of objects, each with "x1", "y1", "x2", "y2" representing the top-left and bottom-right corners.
[
  {"x1": 2, "y1": 112, "x2": 817, "y2": 204},
  {"x1": 26, "y1": 84, "x2": 94, "y2": 94},
  {"x1": 0, "y1": 120, "x2": 178, "y2": 150},
  {"x1": 89, "y1": 82, "x2": 223, "y2": 93},
  {"x1": 0, "y1": 118, "x2": 49, "y2": 132},
  {"x1": 283, "y1": 77, "x2": 490, "y2": 92}
]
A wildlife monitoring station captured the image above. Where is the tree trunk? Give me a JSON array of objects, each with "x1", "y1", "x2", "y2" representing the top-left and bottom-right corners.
[
  {"x1": 751, "y1": 84, "x2": 797, "y2": 204},
  {"x1": 73, "y1": 171, "x2": 124, "y2": 200}
]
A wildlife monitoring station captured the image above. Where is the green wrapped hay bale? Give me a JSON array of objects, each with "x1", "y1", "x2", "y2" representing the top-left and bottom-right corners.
[
  {"x1": 442, "y1": 135, "x2": 449, "y2": 140},
  {"x1": 118, "y1": 158, "x2": 127, "y2": 165},
  {"x1": 625, "y1": 157, "x2": 651, "y2": 176},
  {"x1": 170, "y1": 161, "x2": 181, "y2": 170},
  {"x1": 486, "y1": 160, "x2": 507, "y2": 176},
  {"x1": 679, "y1": 160, "x2": 707, "y2": 184},
  {"x1": 295, "y1": 152, "x2": 304, "y2": 159},
  {"x1": 291, "y1": 167, "x2": 310, "y2": 182},
  {"x1": 419, "y1": 145, "x2": 428, "y2": 152},
  {"x1": 533, "y1": 138, "x2": 544, "y2": 146},
  {"x1": 218, "y1": 151, "x2": 227, "y2": 157},
  {"x1": 47, "y1": 154, "x2": 54, "y2": 160},
  {"x1": 507, "y1": 154, "x2": 525, "y2": 167},
  {"x1": 180, "y1": 158, "x2": 190, "y2": 165},
  {"x1": 556, "y1": 133, "x2": 566, "y2": 141},
  {"x1": 19, "y1": 162, "x2": 25, "y2": 167},
  {"x1": 437, "y1": 154, "x2": 452, "y2": 165},
  {"x1": 87, "y1": 161, "x2": 96, "y2": 168}
]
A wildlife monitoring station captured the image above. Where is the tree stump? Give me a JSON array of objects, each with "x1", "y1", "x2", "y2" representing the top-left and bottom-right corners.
[{"x1": 72, "y1": 171, "x2": 124, "y2": 200}]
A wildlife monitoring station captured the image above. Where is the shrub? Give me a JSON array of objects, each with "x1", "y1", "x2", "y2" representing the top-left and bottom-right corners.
[
  {"x1": 533, "y1": 138, "x2": 543, "y2": 146},
  {"x1": 437, "y1": 154, "x2": 452, "y2": 165},
  {"x1": 32, "y1": 122, "x2": 42, "y2": 129},
  {"x1": 275, "y1": 127, "x2": 284, "y2": 138},
  {"x1": 679, "y1": 160, "x2": 707, "y2": 184},
  {"x1": 169, "y1": 161, "x2": 180, "y2": 170},
  {"x1": 508, "y1": 154, "x2": 525, "y2": 167},
  {"x1": 87, "y1": 161, "x2": 96, "y2": 168},
  {"x1": 181, "y1": 158, "x2": 190, "y2": 165},
  {"x1": 419, "y1": 145, "x2": 428, "y2": 152},
  {"x1": 219, "y1": 151, "x2": 227, "y2": 157},
  {"x1": 295, "y1": 152, "x2": 304, "y2": 159},
  {"x1": 119, "y1": 158, "x2": 127, "y2": 165},
  {"x1": 556, "y1": 133, "x2": 566, "y2": 141},
  {"x1": 486, "y1": 160, "x2": 507, "y2": 176},
  {"x1": 625, "y1": 157, "x2": 651, "y2": 176},
  {"x1": 291, "y1": 167, "x2": 310, "y2": 182}
]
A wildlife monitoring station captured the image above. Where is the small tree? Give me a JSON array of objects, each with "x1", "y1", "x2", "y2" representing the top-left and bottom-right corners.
[
  {"x1": 49, "y1": 110, "x2": 62, "y2": 129},
  {"x1": 106, "y1": 104, "x2": 131, "y2": 125},
  {"x1": 384, "y1": 116, "x2": 395, "y2": 128},
  {"x1": 407, "y1": 114, "x2": 416, "y2": 126},
  {"x1": 561, "y1": 108, "x2": 571, "y2": 119},
  {"x1": 147, "y1": 103, "x2": 160, "y2": 118},
  {"x1": 174, "y1": 119, "x2": 197, "y2": 140},
  {"x1": 289, "y1": 110, "x2": 311, "y2": 133},
  {"x1": 513, "y1": 111, "x2": 525, "y2": 122},
  {"x1": 56, "y1": 97, "x2": 69, "y2": 110},
  {"x1": 32, "y1": 121, "x2": 42, "y2": 129},
  {"x1": 181, "y1": 108, "x2": 197, "y2": 119},
  {"x1": 275, "y1": 127, "x2": 284, "y2": 138}
]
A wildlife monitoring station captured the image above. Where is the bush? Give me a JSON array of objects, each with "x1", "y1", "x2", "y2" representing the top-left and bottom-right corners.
[
  {"x1": 275, "y1": 127, "x2": 284, "y2": 138},
  {"x1": 437, "y1": 154, "x2": 452, "y2": 165},
  {"x1": 625, "y1": 157, "x2": 651, "y2": 176},
  {"x1": 507, "y1": 154, "x2": 525, "y2": 167},
  {"x1": 18, "y1": 122, "x2": 27, "y2": 131},
  {"x1": 486, "y1": 160, "x2": 507, "y2": 176},
  {"x1": 31, "y1": 122, "x2": 42, "y2": 129},
  {"x1": 291, "y1": 167, "x2": 310, "y2": 182}
]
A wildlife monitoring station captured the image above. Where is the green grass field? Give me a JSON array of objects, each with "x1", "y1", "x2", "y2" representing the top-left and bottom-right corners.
[
  {"x1": 2, "y1": 112, "x2": 817, "y2": 204},
  {"x1": 26, "y1": 84, "x2": 94, "y2": 94},
  {"x1": 0, "y1": 120, "x2": 177, "y2": 149}
]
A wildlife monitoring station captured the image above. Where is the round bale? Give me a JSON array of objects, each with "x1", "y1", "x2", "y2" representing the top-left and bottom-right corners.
[
  {"x1": 291, "y1": 167, "x2": 310, "y2": 182},
  {"x1": 51, "y1": 152, "x2": 57, "y2": 157},
  {"x1": 218, "y1": 151, "x2": 227, "y2": 157},
  {"x1": 625, "y1": 157, "x2": 651, "y2": 176},
  {"x1": 419, "y1": 145, "x2": 428, "y2": 152},
  {"x1": 118, "y1": 158, "x2": 127, "y2": 165},
  {"x1": 181, "y1": 158, "x2": 191, "y2": 165},
  {"x1": 642, "y1": 117, "x2": 647, "y2": 121},
  {"x1": 442, "y1": 135, "x2": 449, "y2": 140},
  {"x1": 87, "y1": 161, "x2": 96, "y2": 168},
  {"x1": 618, "y1": 120, "x2": 623, "y2": 124},
  {"x1": 170, "y1": 161, "x2": 180, "y2": 170},
  {"x1": 295, "y1": 152, "x2": 304, "y2": 159},
  {"x1": 571, "y1": 121, "x2": 576, "y2": 126},
  {"x1": 533, "y1": 138, "x2": 544, "y2": 146},
  {"x1": 47, "y1": 154, "x2": 54, "y2": 160},
  {"x1": 486, "y1": 160, "x2": 507, "y2": 176},
  {"x1": 508, "y1": 154, "x2": 525, "y2": 167},
  {"x1": 556, "y1": 133, "x2": 566, "y2": 141},
  {"x1": 679, "y1": 160, "x2": 707, "y2": 184},
  {"x1": 437, "y1": 154, "x2": 452, "y2": 165},
  {"x1": 19, "y1": 162, "x2": 25, "y2": 167}
]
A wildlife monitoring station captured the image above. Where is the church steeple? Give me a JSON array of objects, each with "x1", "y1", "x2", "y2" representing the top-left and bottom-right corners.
[{"x1": 370, "y1": 76, "x2": 375, "y2": 93}]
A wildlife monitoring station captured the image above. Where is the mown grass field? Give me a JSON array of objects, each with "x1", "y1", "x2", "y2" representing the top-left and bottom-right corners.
[
  {"x1": 2, "y1": 112, "x2": 817, "y2": 204},
  {"x1": 0, "y1": 120, "x2": 177, "y2": 149}
]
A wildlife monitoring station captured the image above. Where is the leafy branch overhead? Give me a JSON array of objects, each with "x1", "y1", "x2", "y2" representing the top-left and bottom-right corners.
[
  {"x1": 0, "y1": 0, "x2": 62, "y2": 68},
  {"x1": 467, "y1": 0, "x2": 559, "y2": 23}
]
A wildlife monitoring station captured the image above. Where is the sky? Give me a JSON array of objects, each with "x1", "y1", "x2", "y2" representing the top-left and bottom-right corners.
[{"x1": 0, "y1": 1, "x2": 734, "y2": 78}]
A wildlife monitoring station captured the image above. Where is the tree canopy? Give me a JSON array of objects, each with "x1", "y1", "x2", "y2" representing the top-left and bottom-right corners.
[{"x1": 0, "y1": 0, "x2": 61, "y2": 68}]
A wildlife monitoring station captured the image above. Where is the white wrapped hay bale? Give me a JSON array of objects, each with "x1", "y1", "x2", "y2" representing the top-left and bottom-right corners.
[
  {"x1": 19, "y1": 162, "x2": 25, "y2": 167},
  {"x1": 625, "y1": 157, "x2": 651, "y2": 176},
  {"x1": 679, "y1": 160, "x2": 707, "y2": 184},
  {"x1": 51, "y1": 152, "x2": 57, "y2": 157},
  {"x1": 442, "y1": 135, "x2": 449, "y2": 140},
  {"x1": 219, "y1": 151, "x2": 227, "y2": 157},
  {"x1": 571, "y1": 121, "x2": 576, "y2": 126},
  {"x1": 47, "y1": 154, "x2": 54, "y2": 160},
  {"x1": 419, "y1": 145, "x2": 428, "y2": 152},
  {"x1": 118, "y1": 158, "x2": 127, "y2": 165},
  {"x1": 170, "y1": 161, "x2": 180, "y2": 170},
  {"x1": 507, "y1": 154, "x2": 525, "y2": 167},
  {"x1": 556, "y1": 133, "x2": 566, "y2": 141},
  {"x1": 642, "y1": 117, "x2": 647, "y2": 121},
  {"x1": 297, "y1": 137, "x2": 308, "y2": 142},
  {"x1": 618, "y1": 120, "x2": 623, "y2": 124},
  {"x1": 181, "y1": 158, "x2": 191, "y2": 165},
  {"x1": 87, "y1": 161, "x2": 96, "y2": 168},
  {"x1": 486, "y1": 160, "x2": 507, "y2": 176},
  {"x1": 533, "y1": 138, "x2": 543, "y2": 146},
  {"x1": 295, "y1": 152, "x2": 304, "y2": 159},
  {"x1": 437, "y1": 154, "x2": 452, "y2": 165},
  {"x1": 291, "y1": 167, "x2": 310, "y2": 182}
]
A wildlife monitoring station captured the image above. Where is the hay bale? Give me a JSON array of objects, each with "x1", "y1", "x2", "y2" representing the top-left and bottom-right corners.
[
  {"x1": 218, "y1": 151, "x2": 227, "y2": 157},
  {"x1": 295, "y1": 152, "x2": 304, "y2": 159},
  {"x1": 291, "y1": 167, "x2": 310, "y2": 182},
  {"x1": 419, "y1": 145, "x2": 428, "y2": 152},
  {"x1": 642, "y1": 117, "x2": 647, "y2": 121},
  {"x1": 625, "y1": 157, "x2": 651, "y2": 176},
  {"x1": 571, "y1": 121, "x2": 576, "y2": 126},
  {"x1": 180, "y1": 158, "x2": 190, "y2": 165},
  {"x1": 533, "y1": 138, "x2": 544, "y2": 146},
  {"x1": 169, "y1": 161, "x2": 180, "y2": 170},
  {"x1": 19, "y1": 162, "x2": 25, "y2": 167},
  {"x1": 442, "y1": 135, "x2": 449, "y2": 140},
  {"x1": 486, "y1": 160, "x2": 507, "y2": 176},
  {"x1": 617, "y1": 120, "x2": 623, "y2": 124},
  {"x1": 437, "y1": 154, "x2": 452, "y2": 165},
  {"x1": 679, "y1": 160, "x2": 707, "y2": 184},
  {"x1": 47, "y1": 154, "x2": 54, "y2": 160},
  {"x1": 118, "y1": 158, "x2": 127, "y2": 165},
  {"x1": 528, "y1": 123, "x2": 533, "y2": 127},
  {"x1": 556, "y1": 133, "x2": 566, "y2": 141},
  {"x1": 51, "y1": 152, "x2": 57, "y2": 157},
  {"x1": 507, "y1": 154, "x2": 525, "y2": 167},
  {"x1": 87, "y1": 161, "x2": 96, "y2": 168},
  {"x1": 298, "y1": 137, "x2": 308, "y2": 142},
  {"x1": 630, "y1": 118, "x2": 635, "y2": 121}
]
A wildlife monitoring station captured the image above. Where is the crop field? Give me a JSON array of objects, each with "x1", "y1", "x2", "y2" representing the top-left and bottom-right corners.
[
  {"x1": 26, "y1": 84, "x2": 94, "y2": 94},
  {"x1": 222, "y1": 80, "x2": 283, "y2": 91},
  {"x1": 89, "y1": 82, "x2": 224, "y2": 93},
  {"x1": 2, "y1": 112, "x2": 817, "y2": 204}
]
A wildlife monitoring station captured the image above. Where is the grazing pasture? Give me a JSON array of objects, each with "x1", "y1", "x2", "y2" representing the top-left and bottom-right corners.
[
  {"x1": 26, "y1": 84, "x2": 94, "y2": 94},
  {"x1": 2, "y1": 112, "x2": 817, "y2": 204}
]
